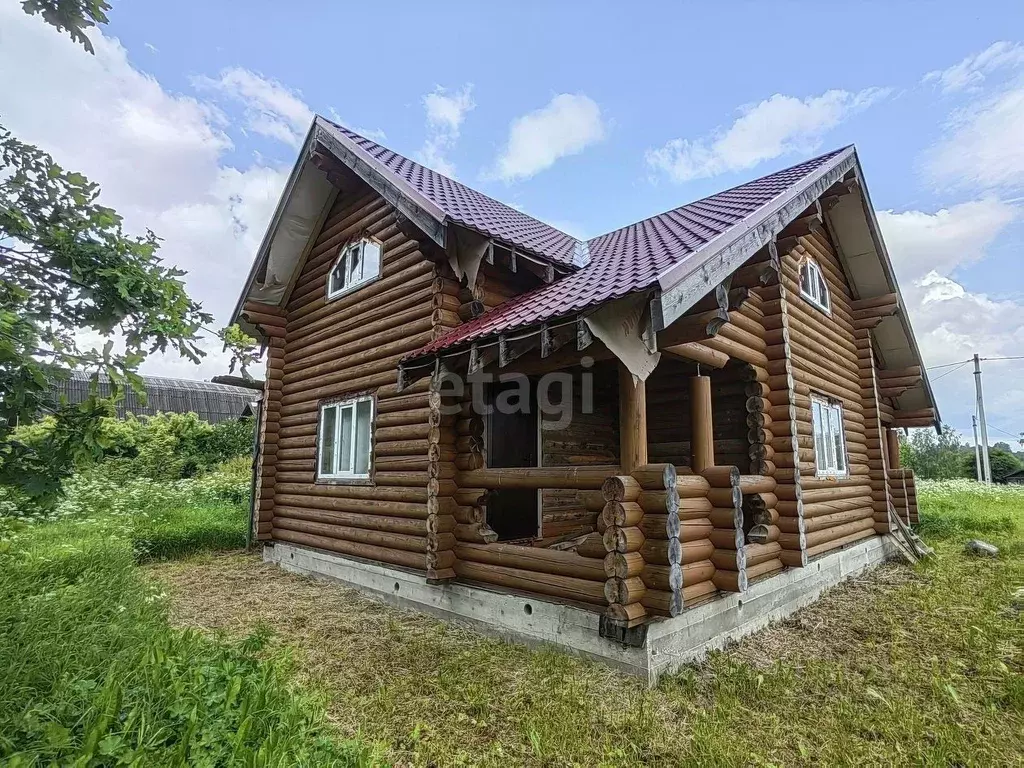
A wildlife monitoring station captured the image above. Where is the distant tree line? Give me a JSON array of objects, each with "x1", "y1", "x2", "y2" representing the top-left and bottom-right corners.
[{"x1": 900, "y1": 427, "x2": 1024, "y2": 481}]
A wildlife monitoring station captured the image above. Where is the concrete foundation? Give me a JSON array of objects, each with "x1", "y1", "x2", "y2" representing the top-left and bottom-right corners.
[{"x1": 263, "y1": 534, "x2": 899, "y2": 684}]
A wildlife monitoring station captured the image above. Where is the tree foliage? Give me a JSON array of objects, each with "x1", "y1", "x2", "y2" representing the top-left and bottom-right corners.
[
  {"x1": 218, "y1": 323, "x2": 260, "y2": 380},
  {"x1": 963, "y1": 448, "x2": 1024, "y2": 482},
  {"x1": 899, "y1": 425, "x2": 971, "y2": 480},
  {"x1": 20, "y1": 0, "x2": 110, "y2": 53},
  {"x1": 0, "y1": 127, "x2": 211, "y2": 499}
]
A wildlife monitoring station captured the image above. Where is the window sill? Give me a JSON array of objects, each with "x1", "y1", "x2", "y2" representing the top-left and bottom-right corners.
[
  {"x1": 315, "y1": 476, "x2": 374, "y2": 486},
  {"x1": 813, "y1": 471, "x2": 850, "y2": 481},
  {"x1": 326, "y1": 273, "x2": 381, "y2": 303},
  {"x1": 800, "y1": 294, "x2": 832, "y2": 316}
]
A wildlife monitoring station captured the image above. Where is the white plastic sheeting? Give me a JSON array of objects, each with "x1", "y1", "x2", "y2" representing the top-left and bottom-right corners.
[
  {"x1": 247, "y1": 160, "x2": 335, "y2": 307},
  {"x1": 584, "y1": 293, "x2": 661, "y2": 383}
]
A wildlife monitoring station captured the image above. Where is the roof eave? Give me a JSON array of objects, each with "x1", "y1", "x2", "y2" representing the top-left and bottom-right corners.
[
  {"x1": 848, "y1": 154, "x2": 942, "y2": 428},
  {"x1": 312, "y1": 117, "x2": 448, "y2": 249},
  {"x1": 230, "y1": 117, "x2": 454, "y2": 334},
  {"x1": 229, "y1": 121, "x2": 320, "y2": 331},
  {"x1": 652, "y1": 147, "x2": 858, "y2": 331}
]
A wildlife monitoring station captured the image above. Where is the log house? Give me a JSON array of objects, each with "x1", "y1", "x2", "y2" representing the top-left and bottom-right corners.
[{"x1": 233, "y1": 118, "x2": 937, "y2": 652}]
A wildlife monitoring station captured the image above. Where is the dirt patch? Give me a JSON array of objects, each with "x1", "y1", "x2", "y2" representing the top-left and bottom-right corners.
[{"x1": 724, "y1": 563, "x2": 927, "y2": 669}]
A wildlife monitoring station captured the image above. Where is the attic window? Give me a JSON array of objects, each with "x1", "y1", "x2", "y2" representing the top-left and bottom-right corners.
[
  {"x1": 327, "y1": 238, "x2": 382, "y2": 299},
  {"x1": 799, "y1": 259, "x2": 831, "y2": 313}
]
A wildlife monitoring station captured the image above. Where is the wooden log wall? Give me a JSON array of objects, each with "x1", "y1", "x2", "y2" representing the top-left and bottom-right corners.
[
  {"x1": 906, "y1": 473, "x2": 919, "y2": 524},
  {"x1": 859, "y1": 330, "x2": 895, "y2": 536},
  {"x1": 265, "y1": 187, "x2": 452, "y2": 573},
  {"x1": 772, "y1": 227, "x2": 879, "y2": 558},
  {"x1": 888, "y1": 469, "x2": 910, "y2": 525},
  {"x1": 243, "y1": 301, "x2": 286, "y2": 541}
]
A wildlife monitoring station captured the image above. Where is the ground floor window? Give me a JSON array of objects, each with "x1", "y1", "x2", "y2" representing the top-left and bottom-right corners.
[
  {"x1": 318, "y1": 396, "x2": 374, "y2": 480},
  {"x1": 811, "y1": 395, "x2": 847, "y2": 477}
]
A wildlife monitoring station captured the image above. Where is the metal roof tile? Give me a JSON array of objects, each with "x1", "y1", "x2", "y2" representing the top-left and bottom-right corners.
[
  {"x1": 412, "y1": 147, "x2": 848, "y2": 359},
  {"x1": 326, "y1": 121, "x2": 583, "y2": 268}
]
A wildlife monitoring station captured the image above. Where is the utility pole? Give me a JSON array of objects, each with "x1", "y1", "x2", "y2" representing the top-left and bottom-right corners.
[
  {"x1": 974, "y1": 354, "x2": 992, "y2": 484},
  {"x1": 972, "y1": 414, "x2": 983, "y2": 482}
]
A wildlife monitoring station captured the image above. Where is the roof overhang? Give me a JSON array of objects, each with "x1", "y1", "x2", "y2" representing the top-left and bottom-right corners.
[
  {"x1": 230, "y1": 117, "x2": 451, "y2": 337},
  {"x1": 826, "y1": 155, "x2": 940, "y2": 424},
  {"x1": 650, "y1": 147, "x2": 938, "y2": 426},
  {"x1": 653, "y1": 148, "x2": 858, "y2": 329}
]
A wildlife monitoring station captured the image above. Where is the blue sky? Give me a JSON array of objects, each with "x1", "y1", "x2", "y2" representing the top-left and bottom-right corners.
[{"x1": 2, "y1": 0, "x2": 1023, "y2": 443}]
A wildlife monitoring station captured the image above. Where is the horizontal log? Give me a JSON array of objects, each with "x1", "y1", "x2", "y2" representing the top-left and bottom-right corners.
[
  {"x1": 453, "y1": 560, "x2": 606, "y2": 606},
  {"x1": 459, "y1": 465, "x2": 619, "y2": 490},
  {"x1": 604, "y1": 577, "x2": 646, "y2": 605},
  {"x1": 455, "y1": 542, "x2": 606, "y2": 581},
  {"x1": 642, "y1": 560, "x2": 716, "y2": 591},
  {"x1": 274, "y1": 528, "x2": 429, "y2": 571}
]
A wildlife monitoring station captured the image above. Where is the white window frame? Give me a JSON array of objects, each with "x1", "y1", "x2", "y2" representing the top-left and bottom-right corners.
[
  {"x1": 317, "y1": 395, "x2": 374, "y2": 481},
  {"x1": 799, "y1": 259, "x2": 831, "y2": 314},
  {"x1": 811, "y1": 395, "x2": 848, "y2": 478},
  {"x1": 326, "y1": 237, "x2": 382, "y2": 300}
]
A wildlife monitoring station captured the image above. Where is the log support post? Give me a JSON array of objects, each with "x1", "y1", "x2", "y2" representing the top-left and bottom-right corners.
[
  {"x1": 618, "y1": 362, "x2": 648, "y2": 473},
  {"x1": 887, "y1": 428, "x2": 901, "y2": 470},
  {"x1": 690, "y1": 374, "x2": 714, "y2": 472}
]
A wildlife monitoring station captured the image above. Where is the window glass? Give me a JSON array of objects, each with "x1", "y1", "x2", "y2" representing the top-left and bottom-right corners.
[
  {"x1": 811, "y1": 397, "x2": 847, "y2": 476},
  {"x1": 317, "y1": 396, "x2": 374, "y2": 479},
  {"x1": 328, "y1": 253, "x2": 348, "y2": 296},
  {"x1": 339, "y1": 405, "x2": 353, "y2": 473},
  {"x1": 800, "y1": 260, "x2": 831, "y2": 313},
  {"x1": 829, "y1": 406, "x2": 845, "y2": 471},
  {"x1": 319, "y1": 405, "x2": 337, "y2": 475},
  {"x1": 354, "y1": 399, "x2": 372, "y2": 475},
  {"x1": 363, "y1": 240, "x2": 381, "y2": 282}
]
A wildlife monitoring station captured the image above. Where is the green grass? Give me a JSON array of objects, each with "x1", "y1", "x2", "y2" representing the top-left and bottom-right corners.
[
  {"x1": 4, "y1": 472, "x2": 1023, "y2": 765},
  {"x1": 0, "y1": 467, "x2": 380, "y2": 766},
  {"x1": 152, "y1": 480, "x2": 1024, "y2": 766}
]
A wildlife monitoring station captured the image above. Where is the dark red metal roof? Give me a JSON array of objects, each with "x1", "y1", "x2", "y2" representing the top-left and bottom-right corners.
[
  {"x1": 328, "y1": 121, "x2": 585, "y2": 268},
  {"x1": 411, "y1": 148, "x2": 848, "y2": 359}
]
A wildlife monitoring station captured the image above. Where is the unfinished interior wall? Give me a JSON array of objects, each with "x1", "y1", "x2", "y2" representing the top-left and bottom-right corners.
[
  {"x1": 645, "y1": 357, "x2": 750, "y2": 471},
  {"x1": 540, "y1": 362, "x2": 619, "y2": 542}
]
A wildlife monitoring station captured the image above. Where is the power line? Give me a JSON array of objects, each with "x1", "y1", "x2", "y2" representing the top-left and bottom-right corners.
[
  {"x1": 986, "y1": 422, "x2": 1022, "y2": 441},
  {"x1": 981, "y1": 356, "x2": 1024, "y2": 362},
  {"x1": 930, "y1": 360, "x2": 969, "y2": 382},
  {"x1": 926, "y1": 358, "x2": 972, "y2": 370}
]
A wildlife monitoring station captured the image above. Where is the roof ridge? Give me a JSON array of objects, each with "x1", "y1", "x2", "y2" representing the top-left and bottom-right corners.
[
  {"x1": 320, "y1": 117, "x2": 589, "y2": 266},
  {"x1": 587, "y1": 146, "x2": 853, "y2": 245}
]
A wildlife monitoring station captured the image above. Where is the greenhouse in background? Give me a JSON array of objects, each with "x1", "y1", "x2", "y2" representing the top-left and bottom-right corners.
[{"x1": 51, "y1": 370, "x2": 262, "y2": 424}]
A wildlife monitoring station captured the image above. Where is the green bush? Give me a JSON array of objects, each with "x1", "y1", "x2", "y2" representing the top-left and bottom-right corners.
[
  {"x1": 0, "y1": 521, "x2": 376, "y2": 765},
  {"x1": 9, "y1": 412, "x2": 255, "y2": 484}
]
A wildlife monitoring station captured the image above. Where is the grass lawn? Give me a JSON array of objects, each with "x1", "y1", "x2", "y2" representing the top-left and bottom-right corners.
[
  {"x1": 148, "y1": 480, "x2": 1024, "y2": 766},
  {"x1": 0, "y1": 470, "x2": 377, "y2": 766},
  {"x1": 2, "y1": 473, "x2": 1021, "y2": 765}
]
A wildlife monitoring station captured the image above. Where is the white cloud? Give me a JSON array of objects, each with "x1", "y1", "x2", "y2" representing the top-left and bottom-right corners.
[
  {"x1": 876, "y1": 198, "x2": 1018, "y2": 280},
  {"x1": 416, "y1": 84, "x2": 474, "y2": 178},
  {"x1": 878, "y1": 200, "x2": 1024, "y2": 431},
  {"x1": 194, "y1": 67, "x2": 314, "y2": 147},
  {"x1": 646, "y1": 88, "x2": 889, "y2": 182},
  {"x1": 923, "y1": 41, "x2": 1024, "y2": 93},
  {"x1": 0, "y1": 4, "x2": 290, "y2": 379},
  {"x1": 492, "y1": 93, "x2": 605, "y2": 182},
  {"x1": 925, "y1": 79, "x2": 1024, "y2": 191},
  {"x1": 423, "y1": 85, "x2": 475, "y2": 133}
]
